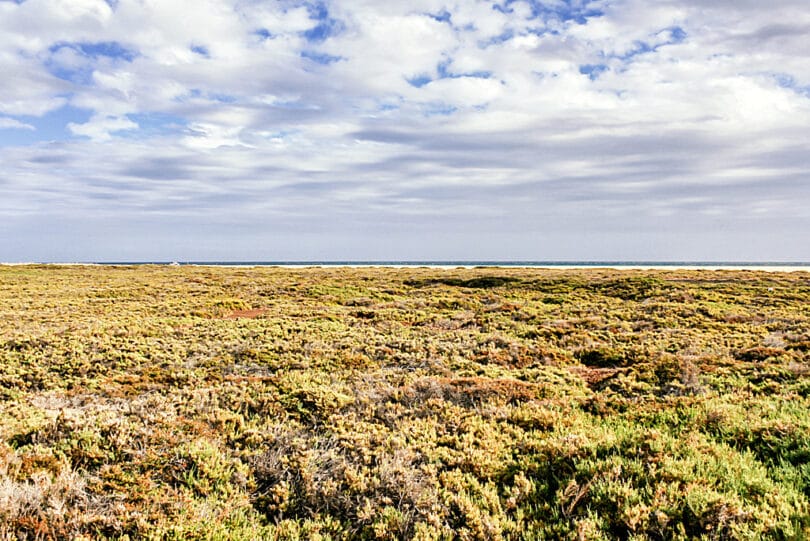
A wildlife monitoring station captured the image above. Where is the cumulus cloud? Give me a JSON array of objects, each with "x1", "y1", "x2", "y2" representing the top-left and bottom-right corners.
[
  {"x1": 1, "y1": 0, "x2": 809, "y2": 261},
  {"x1": 68, "y1": 113, "x2": 138, "y2": 141}
]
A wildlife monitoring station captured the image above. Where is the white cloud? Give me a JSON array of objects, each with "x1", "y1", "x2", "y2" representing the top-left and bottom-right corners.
[
  {"x1": 68, "y1": 113, "x2": 138, "y2": 141},
  {"x1": 1, "y1": 0, "x2": 810, "y2": 260},
  {"x1": 0, "y1": 117, "x2": 35, "y2": 130}
]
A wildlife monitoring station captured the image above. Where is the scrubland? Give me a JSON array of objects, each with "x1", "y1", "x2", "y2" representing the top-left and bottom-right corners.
[{"x1": 1, "y1": 265, "x2": 809, "y2": 540}]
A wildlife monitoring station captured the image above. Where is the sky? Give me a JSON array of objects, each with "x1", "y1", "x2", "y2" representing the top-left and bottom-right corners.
[{"x1": 1, "y1": 0, "x2": 809, "y2": 262}]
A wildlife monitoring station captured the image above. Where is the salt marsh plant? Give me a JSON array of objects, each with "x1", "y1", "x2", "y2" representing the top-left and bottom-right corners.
[{"x1": 0, "y1": 265, "x2": 809, "y2": 539}]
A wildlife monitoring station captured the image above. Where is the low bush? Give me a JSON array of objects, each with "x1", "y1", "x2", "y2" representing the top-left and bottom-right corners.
[{"x1": 0, "y1": 265, "x2": 808, "y2": 539}]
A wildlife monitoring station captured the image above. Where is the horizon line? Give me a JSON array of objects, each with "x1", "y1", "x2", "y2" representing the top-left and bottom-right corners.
[{"x1": 5, "y1": 260, "x2": 810, "y2": 267}]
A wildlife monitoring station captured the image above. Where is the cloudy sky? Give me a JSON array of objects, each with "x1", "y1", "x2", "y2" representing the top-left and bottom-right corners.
[{"x1": 1, "y1": 0, "x2": 809, "y2": 262}]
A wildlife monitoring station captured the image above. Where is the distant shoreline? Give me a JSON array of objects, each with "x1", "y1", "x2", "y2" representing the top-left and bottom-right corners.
[{"x1": 4, "y1": 261, "x2": 810, "y2": 272}]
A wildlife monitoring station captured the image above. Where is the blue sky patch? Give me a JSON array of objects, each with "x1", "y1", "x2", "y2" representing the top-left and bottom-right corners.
[
  {"x1": 540, "y1": 0, "x2": 605, "y2": 24},
  {"x1": 580, "y1": 64, "x2": 608, "y2": 80},
  {"x1": 437, "y1": 59, "x2": 492, "y2": 80},
  {"x1": 407, "y1": 74, "x2": 432, "y2": 88},
  {"x1": 178, "y1": 89, "x2": 237, "y2": 103},
  {"x1": 45, "y1": 60, "x2": 92, "y2": 85},
  {"x1": 616, "y1": 27, "x2": 687, "y2": 63},
  {"x1": 437, "y1": 60, "x2": 452, "y2": 79},
  {"x1": 480, "y1": 29, "x2": 515, "y2": 48},
  {"x1": 191, "y1": 45, "x2": 210, "y2": 58},
  {"x1": 304, "y1": 20, "x2": 341, "y2": 42},
  {"x1": 526, "y1": 26, "x2": 559, "y2": 37},
  {"x1": 305, "y1": 1, "x2": 329, "y2": 20},
  {"x1": 669, "y1": 26, "x2": 687, "y2": 42},
  {"x1": 267, "y1": 99, "x2": 319, "y2": 110},
  {"x1": 0, "y1": 105, "x2": 92, "y2": 147},
  {"x1": 302, "y1": 2, "x2": 343, "y2": 42},
  {"x1": 774, "y1": 74, "x2": 795, "y2": 88},
  {"x1": 423, "y1": 103, "x2": 457, "y2": 117},
  {"x1": 492, "y1": 0, "x2": 604, "y2": 24},
  {"x1": 46, "y1": 41, "x2": 137, "y2": 85},
  {"x1": 254, "y1": 28, "x2": 274, "y2": 40},
  {"x1": 772, "y1": 74, "x2": 810, "y2": 97},
  {"x1": 210, "y1": 93, "x2": 237, "y2": 103},
  {"x1": 617, "y1": 41, "x2": 654, "y2": 62},
  {"x1": 75, "y1": 41, "x2": 137, "y2": 61},
  {"x1": 427, "y1": 9, "x2": 451, "y2": 23},
  {"x1": 462, "y1": 70, "x2": 492, "y2": 79},
  {"x1": 301, "y1": 50, "x2": 342, "y2": 65},
  {"x1": 125, "y1": 112, "x2": 187, "y2": 137}
]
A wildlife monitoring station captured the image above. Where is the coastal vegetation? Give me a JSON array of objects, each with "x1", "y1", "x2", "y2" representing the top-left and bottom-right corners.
[{"x1": 1, "y1": 265, "x2": 809, "y2": 540}]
